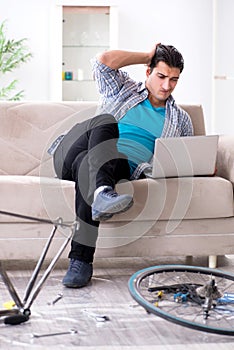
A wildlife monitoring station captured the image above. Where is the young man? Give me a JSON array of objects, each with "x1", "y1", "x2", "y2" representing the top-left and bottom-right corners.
[{"x1": 53, "y1": 44, "x2": 193, "y2": 288}]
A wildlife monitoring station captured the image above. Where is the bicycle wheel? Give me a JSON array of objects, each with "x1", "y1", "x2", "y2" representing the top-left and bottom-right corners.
[{"x1": 128, "y1": 265, "x2": 234, "y2": 336}]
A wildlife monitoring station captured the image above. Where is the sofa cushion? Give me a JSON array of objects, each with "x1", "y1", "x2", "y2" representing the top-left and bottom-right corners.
[
  {"x1": 0, "y1": 102, "x2": 97, "y2": 176},
  {"x1": 114, "y1": 176, "x2": 233, "y2": 221},
  {"x1": 0, "y1": 175, "x2": 75, "y2": 223},
  {"x1": 0, "y1": 175, "x2": 233, "y2": 225}
]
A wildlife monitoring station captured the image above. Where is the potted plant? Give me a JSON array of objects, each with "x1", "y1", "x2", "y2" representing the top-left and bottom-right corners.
[{"x1": 0, "y1": 20, "x2": 32, "y2": 100}]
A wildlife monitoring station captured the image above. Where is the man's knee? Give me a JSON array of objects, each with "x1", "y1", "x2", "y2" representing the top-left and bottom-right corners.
[{"x1": 90, "y1": 113, "x2": 117, "y2": 128}]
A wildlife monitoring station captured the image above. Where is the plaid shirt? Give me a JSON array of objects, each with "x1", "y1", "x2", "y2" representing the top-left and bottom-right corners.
[{"x1": 92, "y1": 58, "x2": 194, "y2": 179}]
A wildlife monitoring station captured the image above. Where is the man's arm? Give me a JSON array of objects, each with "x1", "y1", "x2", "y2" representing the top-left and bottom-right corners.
[{"x1": 97, "y1": 44, "x2": 159, "y2": 70}]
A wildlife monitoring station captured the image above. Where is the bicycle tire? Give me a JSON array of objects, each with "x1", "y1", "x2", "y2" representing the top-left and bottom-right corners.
[{"x1": 128, "y1": 264, "x2": 234, "y2": 336}]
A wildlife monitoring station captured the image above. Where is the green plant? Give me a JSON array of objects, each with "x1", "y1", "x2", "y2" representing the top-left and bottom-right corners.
[{"x1": 0, "y1": 20, "x2": 32, "y2": 100}]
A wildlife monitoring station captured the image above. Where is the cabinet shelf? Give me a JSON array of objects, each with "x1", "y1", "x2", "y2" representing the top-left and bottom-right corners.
[{"x1": 62, "y1": 79, "x2": 94, "y2": 82}]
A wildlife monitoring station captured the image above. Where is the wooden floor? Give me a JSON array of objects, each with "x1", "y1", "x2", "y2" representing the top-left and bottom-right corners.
[{"x1": 1, "y1": 255, "x2": 234, "y2": 349}]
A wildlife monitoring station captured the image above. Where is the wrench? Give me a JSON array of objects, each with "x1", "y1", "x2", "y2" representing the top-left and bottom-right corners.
[{"x1": 32, "y1": 328, "x2": 77, "y2": 338}]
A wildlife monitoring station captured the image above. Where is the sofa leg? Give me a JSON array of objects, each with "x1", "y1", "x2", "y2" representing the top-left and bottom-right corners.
[
  {"x1": 209, "y1": 255, "x2": 217, "y2": 268},
  {"x1": 185, "y1": 255, "x2": 193, "y2": 265}
]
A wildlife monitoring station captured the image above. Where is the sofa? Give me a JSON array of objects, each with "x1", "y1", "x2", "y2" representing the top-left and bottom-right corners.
[{"x1": 0, "y1": 101, "x2": 233, "y2": 268}]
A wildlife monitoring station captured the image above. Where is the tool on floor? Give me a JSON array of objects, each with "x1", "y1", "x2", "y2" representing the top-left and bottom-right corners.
[
  {"x1": 0, "y1": 209, "x2": 78, "y2": 326},
  {"x1": 83, "y1": 309, "x2": 110, "y2": 322},
  {"x1": 47, "y1": 292, "x2": 63, "y2": 306},
  {"x1": 32, "y1": 328, "x2": 77, "y2": 338},
  {"x1": 3, "y1": 301, "x2": 16, "y2": 310}
]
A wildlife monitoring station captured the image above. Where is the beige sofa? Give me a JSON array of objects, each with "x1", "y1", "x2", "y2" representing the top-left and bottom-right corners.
[{"x1": 0, "y1": 101, "x2": 234, "y2": 268}]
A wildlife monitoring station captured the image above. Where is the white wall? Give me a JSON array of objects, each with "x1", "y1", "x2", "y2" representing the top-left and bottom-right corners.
[
  {"x1": 0, "y1": 0, "x2": 52, "y2": 100},
  {"x1": 213, "y1": 0, "x2": 234, "y2": 135},
  {"x1": 0, "y1": 0, "x2": 226, "y2": 134}
]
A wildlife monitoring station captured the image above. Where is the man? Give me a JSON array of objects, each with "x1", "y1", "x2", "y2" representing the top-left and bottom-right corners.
[{"x1": 52, "y1": 44, "x2": 193, "y2": 288}]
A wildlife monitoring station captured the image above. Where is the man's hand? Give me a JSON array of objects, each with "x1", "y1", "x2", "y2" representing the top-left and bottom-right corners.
[{"x1": 146, "y1": 42, "x2": 161, "y2": 66}]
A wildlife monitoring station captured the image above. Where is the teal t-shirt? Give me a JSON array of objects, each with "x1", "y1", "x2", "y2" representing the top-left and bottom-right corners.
[{"x1": 117, "y1": 99, "x2": 165, "y2": 174}]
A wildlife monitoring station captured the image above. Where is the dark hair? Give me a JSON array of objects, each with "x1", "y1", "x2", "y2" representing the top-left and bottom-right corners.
[{"x1": 149, "y1": 44, "x2": 184, "y2": 73}]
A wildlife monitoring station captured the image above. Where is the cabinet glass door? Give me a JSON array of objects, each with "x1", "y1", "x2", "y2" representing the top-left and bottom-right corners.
[{"x1": 62, "y1": 6, "x2": 110, "y2": 101}]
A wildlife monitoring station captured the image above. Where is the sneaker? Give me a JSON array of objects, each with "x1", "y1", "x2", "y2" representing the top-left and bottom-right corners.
[
  {"x1": 62, "y1": 259, "x2": 93, "y2": 288},
  {"x1": 91, "y1": 186, "x2": 133, "y2": 221}
]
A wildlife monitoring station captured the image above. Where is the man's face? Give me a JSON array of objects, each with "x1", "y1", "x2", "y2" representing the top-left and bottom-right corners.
[{"x1": 145, "y1": 61, "x2": 180, "y2": 107}]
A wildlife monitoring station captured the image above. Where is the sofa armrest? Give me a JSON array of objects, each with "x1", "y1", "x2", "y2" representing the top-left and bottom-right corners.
[{"x1": 216, "y1": 135, "x2": 234, "y2": 186}]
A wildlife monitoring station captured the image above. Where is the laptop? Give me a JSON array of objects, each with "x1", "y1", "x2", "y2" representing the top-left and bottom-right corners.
[{"x1": 148, "y1": 135, "x2": 219, "y2": 179}]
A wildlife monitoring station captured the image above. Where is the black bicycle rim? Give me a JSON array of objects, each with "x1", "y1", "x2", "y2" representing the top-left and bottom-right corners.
[{"x1": 128, "y1": 265, "x2": 234, "y2": 336}]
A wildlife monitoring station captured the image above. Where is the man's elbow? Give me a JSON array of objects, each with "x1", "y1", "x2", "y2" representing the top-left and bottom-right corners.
[{"x1": 96, "y1": 51, "x2": 117, "y2": 69}]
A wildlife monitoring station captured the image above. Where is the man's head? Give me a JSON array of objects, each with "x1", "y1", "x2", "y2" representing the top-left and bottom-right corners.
[
  {"x1": 145, "y1": 44, "x2": 184, "y2": 107},
  {"x1": 149, "y1": 44, "x2": 184, "y2": 73}
]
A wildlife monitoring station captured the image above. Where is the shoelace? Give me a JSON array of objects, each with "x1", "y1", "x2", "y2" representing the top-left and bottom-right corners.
[
  {"x1": 103, "y1": 189, "x2": 118, "y2": 198},
  {"x1": 70, "y1": 259, "x2": 83, "y2": 272}
]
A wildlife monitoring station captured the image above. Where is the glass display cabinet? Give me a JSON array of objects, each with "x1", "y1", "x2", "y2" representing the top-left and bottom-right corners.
[{"x1": 62, "y1": 6, "x2": 110, "y2": 101}]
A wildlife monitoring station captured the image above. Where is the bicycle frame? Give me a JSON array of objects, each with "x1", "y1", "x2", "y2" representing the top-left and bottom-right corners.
[{"x1": 0, "y1": 210, "x2": 78, "y2": 325}]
